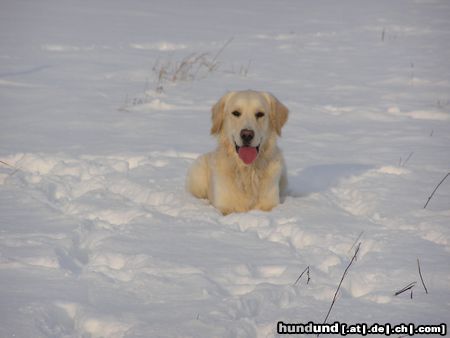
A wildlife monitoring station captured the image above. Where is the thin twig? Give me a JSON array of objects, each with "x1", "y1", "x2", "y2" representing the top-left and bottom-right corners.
[
  {"x1": 424, "y1": 172, "x2": 450, "y2": 209},
  {"x1": 293, "y1": 266, "x2": 310, "y2": 286},
  {"x1": 400, "y1": 152, "x2": 414, "y2": 167},
  {"x1": 0, "y1": 160, "x2": 14, "y2": 168},
  {"x1": 417, "y1": 258, "x2": 428, "y2": 294},
  {"x1": 211, "y1": 37, "x2": 234, "y2": 65},
  {"x1": 348, "y1": 231, "x2": 364, "y2": 254},
  {"x1": 0, "y1": 160, "x2": 19, "y2": 176},
  {"x1": 242, "y1": 59, "x2": 251, "y2": 77},
  {"x1": 322, "y1": 243, "x2": 361, "y2": 327},
  {"x1": 394, "y1": 281, "x2": 416, "y2": 296}
]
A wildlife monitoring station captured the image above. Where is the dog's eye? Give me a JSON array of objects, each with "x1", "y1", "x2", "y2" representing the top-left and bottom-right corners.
[
  {"x1": 232, "y1": 111, "x2": 241, "y2": 117},
  {"x1": 255, "y1": 112, "x2": 265, "y2": 119}
]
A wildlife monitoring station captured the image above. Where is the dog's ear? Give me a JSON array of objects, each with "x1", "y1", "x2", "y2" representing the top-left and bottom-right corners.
[
  {"x1": 263, "y1": 92, "x2": 289, "y2": 136},
  {"x1": 211, "y1": 92, "x2": 235, "y2": 135}
]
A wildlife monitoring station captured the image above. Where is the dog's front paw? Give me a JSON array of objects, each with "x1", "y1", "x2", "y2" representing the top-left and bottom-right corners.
[{"x1": 254, "y1": 199, "x2": 278, "y2": 212}]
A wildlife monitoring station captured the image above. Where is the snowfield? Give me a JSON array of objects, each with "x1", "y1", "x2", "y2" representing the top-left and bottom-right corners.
[{"x1": 1, "y1": 0, "x2": 450, "y2": 337}]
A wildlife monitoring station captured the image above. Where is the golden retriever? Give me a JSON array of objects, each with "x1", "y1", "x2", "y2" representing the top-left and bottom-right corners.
[{"x1": 187, "y1": 90, "x2": 289, "y2": 214}]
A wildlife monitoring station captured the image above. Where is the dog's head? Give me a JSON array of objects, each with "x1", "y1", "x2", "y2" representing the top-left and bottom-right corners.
[{"x1": 210, "y1": 90, "x2": 288, "y2": 165}]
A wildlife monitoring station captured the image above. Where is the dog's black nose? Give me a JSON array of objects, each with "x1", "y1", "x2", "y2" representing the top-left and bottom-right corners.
[{"x1": 240, "y1": 129, "x2": 254, "y2": 145}]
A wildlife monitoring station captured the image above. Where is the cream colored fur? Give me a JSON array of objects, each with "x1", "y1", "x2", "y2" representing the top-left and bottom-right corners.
[{"x1": 187, "y1": 90, "x2": 289, "y2": 215}]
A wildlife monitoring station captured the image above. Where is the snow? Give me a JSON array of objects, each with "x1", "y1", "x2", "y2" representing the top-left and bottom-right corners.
[{"x1": 1, "y1": 0, "x2": 450, "y2": 337}]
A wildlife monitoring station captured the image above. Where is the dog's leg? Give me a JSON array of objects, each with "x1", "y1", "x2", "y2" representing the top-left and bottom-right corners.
[
  {"x1": 255, "y1": 183, "x2": 280, "y2": 211},
  {"x1": 186, "y1": 155, "x2": 209, "y2": 199},
  {"x1": 255, "y1": 156, "x2": 287, "y2": 211},
  {"x1": 279, "y1": 164, "x2": 288, "y2": 196},
  {"x1": 255, "y1": 166, "x2": 283, "y2": 212}
]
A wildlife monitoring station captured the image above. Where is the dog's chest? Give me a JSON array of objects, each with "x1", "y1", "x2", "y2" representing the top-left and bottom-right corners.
[
  {"x1": 211, "y1": 165, "x2": 259, "y2": 206},
  {"x1": 235, "y1": 168, "x2": 260, "y2": 194}
]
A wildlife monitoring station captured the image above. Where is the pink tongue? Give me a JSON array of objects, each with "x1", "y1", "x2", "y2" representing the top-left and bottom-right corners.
[{"x1": 238, "y1": 147, "x2": 258, "y2": 164}]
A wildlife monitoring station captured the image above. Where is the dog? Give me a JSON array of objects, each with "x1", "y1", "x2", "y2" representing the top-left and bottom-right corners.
[{"x1": 187, "y1": 90, "x2": 289, "y2": 214}]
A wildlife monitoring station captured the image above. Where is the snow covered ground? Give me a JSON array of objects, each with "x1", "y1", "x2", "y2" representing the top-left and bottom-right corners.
[{"x1": 1, "y1": 0, "x2": 450, "y2": 337}]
